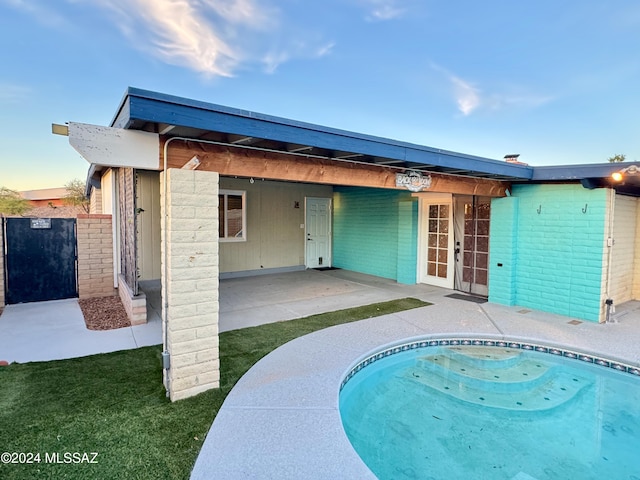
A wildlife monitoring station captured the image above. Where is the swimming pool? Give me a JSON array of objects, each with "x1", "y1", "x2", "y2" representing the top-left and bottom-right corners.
[{"x1": 339, "y1": 339, "x2": 640, "y2": 480}]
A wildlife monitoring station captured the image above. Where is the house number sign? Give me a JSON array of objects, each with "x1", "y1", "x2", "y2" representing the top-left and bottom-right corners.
[
  {"x1": 30, "y1": 218, "x2": 52, "y2": 229},
  {"x1": 396, "y1": 171, "x2": 432, "y2": 192}
]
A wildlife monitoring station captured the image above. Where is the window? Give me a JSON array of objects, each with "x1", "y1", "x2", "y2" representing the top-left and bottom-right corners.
[{"x1": 219, "y1": 190, "x2": 246, "y2": 241}]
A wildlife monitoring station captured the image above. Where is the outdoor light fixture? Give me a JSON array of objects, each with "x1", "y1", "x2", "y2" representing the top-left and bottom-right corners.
[
  {"x1": 181, "y1": 155, "x2": 201, "y2": 170},
  {"x1": 611, "y1": 164, "x2": 640, "y2": 182}
]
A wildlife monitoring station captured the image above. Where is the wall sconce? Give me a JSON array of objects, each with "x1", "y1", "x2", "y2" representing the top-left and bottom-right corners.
[
  {"x1": 181, "y1": 155, "x2": 201, "y2": 170},
  {"x1": 611, "y1": 164, "x2": 639, "y2": 182}
]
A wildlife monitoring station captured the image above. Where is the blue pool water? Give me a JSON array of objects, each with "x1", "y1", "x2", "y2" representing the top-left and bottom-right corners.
[{"x1": 339, "y1": 341, "x2": 640, "y2": 480}]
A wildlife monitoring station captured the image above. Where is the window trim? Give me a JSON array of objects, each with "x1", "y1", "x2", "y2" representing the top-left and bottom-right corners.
[{"x1": 219, "y1": 189, "x2": 246, "y2": 242}]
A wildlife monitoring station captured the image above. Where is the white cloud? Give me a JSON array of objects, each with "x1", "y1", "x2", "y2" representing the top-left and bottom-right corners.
[
  {"x1": 360, "y1": 0, "x2": 407, "y2": 21},
  {"x1": 1, "y1": 0, "x2": 67, "y2": 27},
  {"x1": 485, "y1": 92, "x2": 555, "y2": 111},
  {"x1": 262, "y1": 50, "x2": 289, "y2": 74},
  {"x1": 89, "y1": 0, "x2": 261, "y2": 77},
  {"x1": 262, "y1": 41, "x2": 336, "y2": 74},
  {"x1": 431, "y1": 63, "x2": 553, "y2": 116},
  {"x1": 450, "y1": 75, "x2": 480, "y2": 116},
  {"x1": 5, "y1": 0, "x2": 335, "y2": 77},
  {"x1": 0, "y1": 84, "x2": 31, "y2": 105},
  {"x1": 316, "y1": 42, "x2": 336, "y2": 58}
]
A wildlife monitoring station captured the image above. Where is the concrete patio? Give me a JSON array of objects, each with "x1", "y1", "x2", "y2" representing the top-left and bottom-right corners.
[
  {"x1": 1, "y1": 268, "x2": 639, "y2": 478},
  {"x1": 0, "y1": 268, "x2": 456, "y2": 363},
  {"x1": 189, "y1": 270, "x2": 640, "y2": 479},
  {"x1": 1, "y1": 268, "x2": 639, "y2": 364}
]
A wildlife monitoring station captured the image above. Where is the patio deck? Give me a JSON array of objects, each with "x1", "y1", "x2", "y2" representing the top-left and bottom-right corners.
[{"x1": 190, "y1": 270, "x2": 640, "y2": 479}]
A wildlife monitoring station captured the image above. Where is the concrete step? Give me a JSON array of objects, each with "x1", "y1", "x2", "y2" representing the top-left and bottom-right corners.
[
  {"x1": 405, "y1": 347, "x2": 590, "y2": 411},
  {"x1": 415, "y1": 348, "x2": 553, "y2": 393}
]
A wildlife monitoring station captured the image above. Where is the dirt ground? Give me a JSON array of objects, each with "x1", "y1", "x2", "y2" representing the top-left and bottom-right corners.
[{"x1": 78, "y1": 296, "x2": 131, "y2": 330}]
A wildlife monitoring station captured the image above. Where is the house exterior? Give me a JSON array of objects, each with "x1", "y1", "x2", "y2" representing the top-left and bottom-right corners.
[
  {"x1": 19, "y1": 187, "x2": 85, "y2": 218},
  {"x1": 61, "y1": 87, "x2": 640, "y2": 400},
  {"x1": 20, "y1": 187, "x2": 68, "y2": 207}
]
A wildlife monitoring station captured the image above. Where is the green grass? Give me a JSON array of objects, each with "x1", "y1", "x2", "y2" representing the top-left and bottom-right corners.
[{"x1": 0, "y1": 297, "x2": 429, "y2": 479}]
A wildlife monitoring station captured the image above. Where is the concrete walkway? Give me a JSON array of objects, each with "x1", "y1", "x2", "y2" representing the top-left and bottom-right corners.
[
  {"x1": 191, "y1": 275, "x2": 640, "y2": 479},
  {"x1": 0, "y1": 297, "x2": 161, "y2": 363}
]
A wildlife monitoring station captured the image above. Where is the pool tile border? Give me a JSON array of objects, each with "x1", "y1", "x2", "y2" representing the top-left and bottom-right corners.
[{"x1": 340, "y1": 338, "x2": 640, "y2": 391}]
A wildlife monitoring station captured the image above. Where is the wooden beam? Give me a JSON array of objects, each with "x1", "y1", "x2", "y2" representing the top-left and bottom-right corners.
[{"x1": 163, "y1": 141, "x2": 508, "y2": 197}]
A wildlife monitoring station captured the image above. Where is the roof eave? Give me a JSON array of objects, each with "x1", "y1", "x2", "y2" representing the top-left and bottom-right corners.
[{"x1": 114, "y1": 87, "x2": 533, "y2": 180}]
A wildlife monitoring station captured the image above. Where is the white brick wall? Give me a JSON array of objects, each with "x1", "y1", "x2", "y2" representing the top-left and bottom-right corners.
[{"x1": 161, "y1": 168, "x2": 220, "y2": 402}]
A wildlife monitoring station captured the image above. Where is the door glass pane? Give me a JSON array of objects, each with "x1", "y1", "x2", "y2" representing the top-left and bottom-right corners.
[
  {"x1": 427, "y1": 262, "x2": 437, "y2": 276},
  {"x1": 437, "y1": 263, "x2": 448, "y2": 278}
]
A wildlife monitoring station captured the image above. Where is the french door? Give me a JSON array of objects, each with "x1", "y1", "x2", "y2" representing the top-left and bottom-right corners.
[
  {"x1": 454, "y1": 196, "x2": 490, "y2": 296},
  {"x1": 419, "y1": 195, "x2": 454, "y2": 288}
]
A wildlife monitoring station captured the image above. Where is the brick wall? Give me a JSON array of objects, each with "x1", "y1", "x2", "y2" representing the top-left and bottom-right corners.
[
  {"x1": 489, "y1": 184, "x2": 607, "y2": 322},
  {"x1": 161, "y1": 168, "x2": 220, "y2": 402},
  {"x1": 77, "y1": 214, "x2": 116, "y2": 299},
  {"x1": 396, "y1": 200, "x2": 418, "y2": 284},
  {"x1": 89, "y1": 186, "x2": 103, "y2": 214},
  {"x1": 488, "y1": 196, "x2": 519, "y2": 306},
  {"x1": 118, "y1": 274, "x2": 147, "y2": 325},
  {"x1": 333, "y1": 187, "x2": 415, "y2": 281}
]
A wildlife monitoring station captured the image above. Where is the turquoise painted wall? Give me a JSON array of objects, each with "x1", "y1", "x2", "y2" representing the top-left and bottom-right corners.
[
  {"x1": 333, "y1": 187, "x2": 418, "y2": 283},
  {"x1": 489, "y1": 184, "x2": 607, "y2": 322}
]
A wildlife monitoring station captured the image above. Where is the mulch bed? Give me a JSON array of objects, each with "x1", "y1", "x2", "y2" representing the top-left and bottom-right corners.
[{"x1": 78, "y1": 296, "x2": 131, "y2": 330}]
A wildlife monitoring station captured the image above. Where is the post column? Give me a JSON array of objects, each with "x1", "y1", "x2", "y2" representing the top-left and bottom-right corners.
[{"x1": 161, "y1": 168, "x2": 220, "y2": 401}]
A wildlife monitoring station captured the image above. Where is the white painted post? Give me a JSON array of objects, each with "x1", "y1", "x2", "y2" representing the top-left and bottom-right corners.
[{"x1": 161, "y1": 168, "x2": 220, "y2": 401}]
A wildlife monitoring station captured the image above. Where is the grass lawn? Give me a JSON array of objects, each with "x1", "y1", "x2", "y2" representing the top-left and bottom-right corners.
[{"x1": 0, "y1": 297, "x2": 428, "y2": 479}]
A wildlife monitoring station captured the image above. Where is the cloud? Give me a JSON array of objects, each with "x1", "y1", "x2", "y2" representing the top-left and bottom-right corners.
[
  {"x1": 360, "y1": 0, "x2": 407, "y2": 21},
  {"x1": 262, "y1": 41, "x2": 335, "y2": 74},
  {"x1": 449, "y1": 76, "x2": 480, "y2": 116},
  {"x1": 1, "y1": 0, "x2": 67, "y2": 27},
  {"x1": 89, "y1": 0, "x2": 333, "y2": 77},
  {"x1": 89, "y1": 0, "x2": 274, "y2": 77},
  {"x1": 5, "y1": 0, "x2": 335, "y2": 77},
  {"x1": 0, "y1": 84, "x2": 32, "y2": 105},
  {"x1": 316, "y1": 42, "x2": 336, "y2": 58},
  {"x1": 431, "y1": 63, "x2": 553, "y2": 116}
]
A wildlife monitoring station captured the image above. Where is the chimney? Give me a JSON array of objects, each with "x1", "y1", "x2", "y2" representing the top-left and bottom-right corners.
[{"x1": 504, "y1": 154, "x2": 528, "y2": 165}]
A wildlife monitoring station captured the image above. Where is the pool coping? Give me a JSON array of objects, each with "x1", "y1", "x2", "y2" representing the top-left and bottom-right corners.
[{"x1": 190, "y1": 299, "x2": 640, "y2": 479}]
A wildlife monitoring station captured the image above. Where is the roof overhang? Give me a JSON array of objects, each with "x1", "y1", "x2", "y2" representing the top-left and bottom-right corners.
[
  {"x1": 529, "y1": 163, "x2": 640, "y2": 196},
  {"x1": 110, "y1": 87, "x2": 534, "y2": 182}
]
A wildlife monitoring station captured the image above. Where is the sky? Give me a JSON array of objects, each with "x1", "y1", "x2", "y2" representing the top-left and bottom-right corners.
[{"x1": 1, "y1": 0, "x2": 638, "y2": 191}]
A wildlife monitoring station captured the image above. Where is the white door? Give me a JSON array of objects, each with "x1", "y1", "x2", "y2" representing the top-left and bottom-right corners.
[
  {"x1": 305, "y1": 197, "x2": 332, "y2": 268},
  {"x1": 418, "y1": 194, "x2": 454, "y2": 288}
]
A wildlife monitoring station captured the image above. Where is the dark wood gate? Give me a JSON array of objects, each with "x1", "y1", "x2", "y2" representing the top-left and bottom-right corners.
[{"x1": 3, "y1": 217, "x2": 78, "y2": 304}]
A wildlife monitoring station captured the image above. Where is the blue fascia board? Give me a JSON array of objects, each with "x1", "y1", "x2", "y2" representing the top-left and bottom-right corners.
[
  {"x1": 532, "y1": 163, "x2": 640, "y2": 180},
  {"x1": 115, "y1": 87, "x2": 534, "y2": 180}
]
